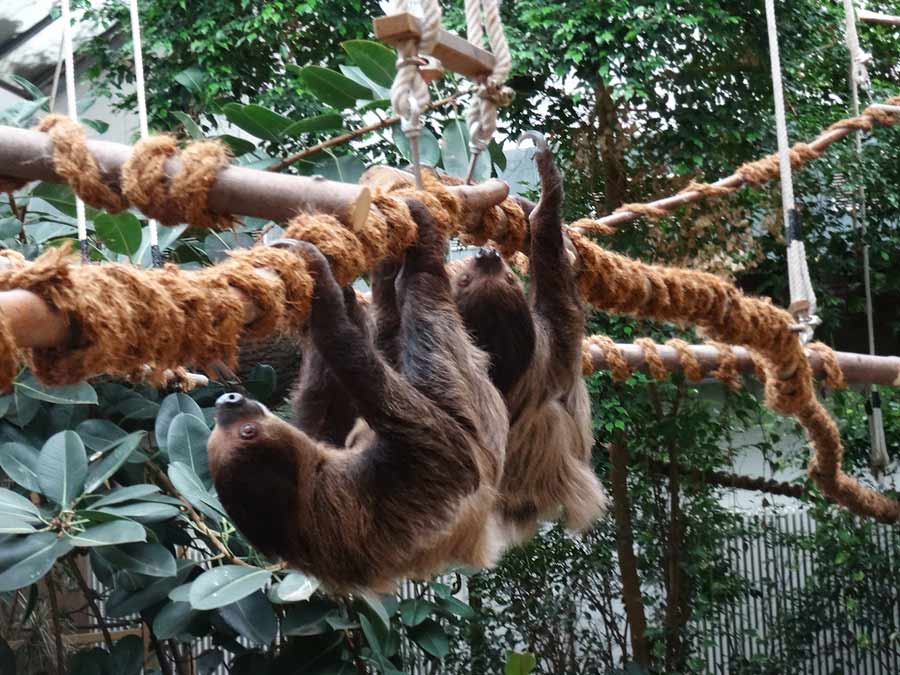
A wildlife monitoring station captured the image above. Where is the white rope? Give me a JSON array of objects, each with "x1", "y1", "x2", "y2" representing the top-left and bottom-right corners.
[
  {"x1": 842, "y1": 0, "x2": 889, "y2": 473},
  {"x1": 763, "y1": 0, "x2": 818, "y2": 342},
  {"x1": 464, "y1": 0, "x2": 513, "y2": 182},
  {"x1": 127, "y1": 0, "x2": 162, "y2": 265},
  {"x1": 60, "y1": 0, "x2": 89, "y2": 262},
  {"x1": 389, "y1": 0, "x2": 442, "y2": 188}
]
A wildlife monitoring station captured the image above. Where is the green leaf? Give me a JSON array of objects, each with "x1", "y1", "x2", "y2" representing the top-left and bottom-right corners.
[
  {"x1": 282, "y1": 113, "x2": 344, "y2": 138},
  {"x1": 219, "y1": 590, "x2": 278, "y2": 645},
  {"x1": 167, "y1": 413, "x2": 212, "y2": 488},
  {"x1": 505, "y1": 651, "x2": 537, "y2": 675},
  {"x1": 399, "y1": 598, "x2": 438, "y2": 627},
  {"x1": 436, "y1": 594, "x2": 475, "y2": 619},
  {"x1": 359, "y1": 592, "x2": 390, "y2": 631},
  {"x1": 37, "y1": 431, "x2": 87, "y2": 507},
  {"x1": 76, "y1": 419, "x2": 128, "y2": 452},
  {"x1": 281, "y1": 597, "x2": 339, "y2": 636},
  {"x1": 292, "y1": 65, "x2": 373, "y2": 109},
  {"x1": 500, "y1": 147, "x2": 539, "y2": 196},
  {"x1": 312, "y1": 153, "x2": 367, "y2": 183},
  {"x1": 393, "y1": 125, "x2": 441, "y2": 168},
  {"x1": 92, "y1": 484, "x2": 161, "y2": 508},
  {"x1": 217, "y1": 134, "x2": 257, "y2": 156},
  {"x1": 174, "y1": 67, "x2": 207, "y2": 95},
  {"x1": 222, "y1": 103, "x2": 293, "y2": 143},
  {"x1": 268, "y1": 572, "x2": 320, "y2": 604},
  {"x1": 168, "y1": 462, "x2": 226, "y2": 522},
  {"x1": 82, "y1": 119, "x2": 110, "y2": 135},
  {"x1": 153, "y1": 600, "x2": 201, "y2": 640},
  {"x1": 95, "y1": 212, "x2": 143, "y2": 256},
  {"x1": 31, "y1": 182, "x2": 96, "y2": 219},
  {"x1": 98, "y1": 501, "x2": 181, "y2": 524},
  {"x1": 95, "y1": 543, "x2": 177, "y2": 577},
  {"x1": 84, "y1": 432, "x2": 145, "y2": 493},
  {"x1": 488, "y1": 139, "x2": 506, "y2": 171},
  {"x1": 409, "y1": 618, "x2": 450, "y2": 658},
  {"x1": 0, "y1": 442, "x2": 41, "y2": 492},
  {"x1": 134, "y1": 223, "x2": 188, "y2": 266},
  {"x1": 109, "y1": 635, "x2": 144, "y2": 675},
  {"x1": 189, "y1": 565, "x2": 272, "y2": 610},
  {"x1": 67, "y1": 520, "x2": 147, "y2": 548},
  {"x1": 172, "y1": 111, "x2": 204, "y2": 139},
  {"x1": 245, "y1": 364, "x2": 276, "y2": 402},
  {"x1": 0, "y1": 488, "x2": 41, "y2": 523},
  {"x1": 342, "y1": 40, "x2": 397, "y2": 88},
  {"x1": 339, "y1": 65, "x2": 391, "y2": 101},
  {"x1": 440, "y1": 119, "x2": 490, "y2": 181},
  {"x1": 11, "y1": 75, "x2": 46, "y2": 102},
  {"x1": 156, "y1": 393, "x2": 204, "y2": 451},
  {"x1": 14, "y1": 372, "x2": 97, "y2": 405},
  {"x1": 0, "y1": 532, "x2": 72, "y2": 592},
  {"x1": 105, "y1": 562, "x2": 193, "y2": 617},
  {"x1": 0, "y1": 515, "x2": 37, "y2": 534},
  {"x1": 204, "y1": 230, "x2": 255, "y2": 262}
]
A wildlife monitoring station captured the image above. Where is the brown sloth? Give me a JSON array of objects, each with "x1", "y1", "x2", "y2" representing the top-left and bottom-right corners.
[
  {"x1": 451, "y1": 132, "x2": 608, "y2": 541},
  {"x1": 207, "y1": 203, "x2": 509, "y2": 593}
]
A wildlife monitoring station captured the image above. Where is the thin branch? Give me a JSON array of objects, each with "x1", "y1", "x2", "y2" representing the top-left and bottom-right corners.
[
  {"x1": 266, "y1": 90, "x2": 470, "y2": 172},
  {"x1": 45, "y1": 569, "x2": 65, "y2": 675},
  {"x1": 67, "y1": 556, "x2": 112, "y2": 651}
]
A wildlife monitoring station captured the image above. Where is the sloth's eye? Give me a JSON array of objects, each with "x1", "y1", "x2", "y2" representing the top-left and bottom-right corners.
[
  {"x1": 239, "y1": 423, "x2": 258, "y2": 440},
  {"x1": 458, "y1": 273, "x2": 471, "y2": 287}
]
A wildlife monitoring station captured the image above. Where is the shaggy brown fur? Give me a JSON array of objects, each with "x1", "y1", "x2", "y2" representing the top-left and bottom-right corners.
[
  {"x1": 207, "y1": 203, "x2": 508, "y2": 593},
  {"x1": 451, "y1": 134, "x2": 608, "y2": 542}
]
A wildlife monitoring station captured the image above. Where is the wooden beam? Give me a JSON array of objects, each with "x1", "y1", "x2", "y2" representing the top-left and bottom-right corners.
[
  {"x1": 0, "y1": 125, "x2": 511, "y2": 232},
  {"x1": 374, "y1": 12, "x2": 495, "y2": 79},
  {"x1": 858, "y1": 9, "x2": 900, "y2": 27}
]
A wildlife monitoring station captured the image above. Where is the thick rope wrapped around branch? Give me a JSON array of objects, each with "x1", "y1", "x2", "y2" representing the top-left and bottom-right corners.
[{"x1": 570, "y1": 231, "x2": 899, "y2": 523}]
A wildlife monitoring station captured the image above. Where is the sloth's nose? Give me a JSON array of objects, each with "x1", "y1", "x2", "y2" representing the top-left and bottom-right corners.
[
  {"x1": 476, "y1": 246, "x2": 500, "y2": 260},
  {"x1": 216, "y1": 392, "x2": 245, "y2": 409}
]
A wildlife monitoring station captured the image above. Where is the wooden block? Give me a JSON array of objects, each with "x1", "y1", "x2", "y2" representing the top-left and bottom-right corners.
[
  {"x1": 374, "y1": 12, "x2": 495, "y2": 80},
  {"x1": 858, "y1": 9, "x2": 900, "y2": 26}
]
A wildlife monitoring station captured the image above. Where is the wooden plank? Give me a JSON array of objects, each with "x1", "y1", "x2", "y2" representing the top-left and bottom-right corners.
[
  {"x1": 858, "y1": 9, "x2": 900, "y2": 27},
  {"x1": 374, "y1": 12, "x2": 495, "y2": 79}
]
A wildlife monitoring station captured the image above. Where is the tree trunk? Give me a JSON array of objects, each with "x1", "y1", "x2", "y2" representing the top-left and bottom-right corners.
[{"x1": 608, "y1": 442, "x2": 651, "y2": 669}]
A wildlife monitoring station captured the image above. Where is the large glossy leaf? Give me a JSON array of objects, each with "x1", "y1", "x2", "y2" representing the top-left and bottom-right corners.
[
  {"x1": 282, "y1": 113, "x2": 344, "y2": 138},
  {"x1": 292, "y1": 66, "x2": 373, "y2": 109},
  {"x1": 92, "y1": 484, "x2": 161, "y2": 508},
  {"x1": 105, "y1": 562, "x2": 193, "y2": 617},
  {"x1": 505, "y1": 651, "x2": 537, "y2": 675},
  {"x1": 440, "y1": 119, "x2": 490, "y2": 181},
  {"x1": 95, "y1": 543, "x2": 177, "y2": 577},
  {"x1": 0, "y1": 442, "x2": 41, "y2": 491},
  {"x1": 436, "y1": 594, "x2": 476, "y2": 619},
  {"x1": 219, "y1": 590, "x2": 278, "y2": 645},
  {"x1": 31, "y1": 182, "x2": 96, "y2": 220},
  {"x1": 393, "y1": 125, "x2": 441, "y2": 168},
  {"x1": 0, "y1": 488, "x2": 41, "y2": 523},
  {"x1": 76, "y1": 419, "x2": 128, "y2": 452},
  {"x1": 167, "y1": 413, "x2": 212, "y2": 488},
  {"x1": 0, "y1": 515, "x2": 37, "y2": 534},
  {"x1": 189, "y1": 565, "x2": 272, "y2": 610},
  {"x1": 342, "y1": 40, "x2": 396, "y2": 88},
  {"x1": 0, "y1": 532, "x2": 72, "y2": 592},
  {"x1": 172, "y1": 111, "x2": 204, "y2": 139},
  {"x1": 109, "y1": 635, "x2": 144, "y2": 675},
  {"x1": 360, "y1": 592, "x2": 390, "y2": 631},
  {"x1": 281, "y1": 597, "x2": 340, "y2": 636},
  {"x1": 174, "y1": 67, "x2": 206, "y2": 95},
  {"x1": 133, "y1": 223, "x2": 188, "y2": 266},
  {"x1": 312, "y1": 153, "x2": 367, "y2": 183},
  {"x1": 500, "y1": 146, "x2": 540, "y2": 196},
  {"x1": 98, "y1": 501, "x2": 181, "y2": 524},
  {"x1": 84, "y1": 431, "x2": 145, "y2": 493},
  {"x1": 95, "y1": 212, "x2": 142, "y2": 256},
  {"x1": 399, "y1": 598, "x2": 438, "y2": 627},
  {"x1": 268, "y1": 572, "x2": 320, "y2": 604},
  {"x1": 339, "y1": 65, "x2": 391, "y2": 101},
  {"x1": 409, "y1": 618, "x2": 450, "y2": 658},
  {"x1": 222, "y1": 103, "x2": 293, "y2": 143},
  {"x1": 168, "y1": 462, "x2": 226, "y2": 521},
  {"x1": 67, "y1": 520, "x2": 147, "y2": 548},
  {"x1": 153, "y1": 599, "x2": 201, "y2": 640},
  {"x1": 37, "y1": 431, "x2": 87, "y2": 507},
  {"x1": 217, "y1": 134, "x2": 256, "y2": 156},
  {"x1": 14, "y1": 372, "x2": 97, "y2": 405},
  {"x1": 155, "y1": 393, "x2": 204, "y2": 451}
]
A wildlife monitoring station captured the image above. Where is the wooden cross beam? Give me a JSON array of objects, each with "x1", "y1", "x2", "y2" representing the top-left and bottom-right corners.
[
  {"x1": 858, "y1": 9, "x2": 900, "y2": 27},
  {"x1": 374, "y1": 12, "x2": 495, "y2": 79}
]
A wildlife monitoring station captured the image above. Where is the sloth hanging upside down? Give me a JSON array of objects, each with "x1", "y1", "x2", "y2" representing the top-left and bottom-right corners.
[{"x1": 207, "y1": 202, "x2": 510, "y2": 593}]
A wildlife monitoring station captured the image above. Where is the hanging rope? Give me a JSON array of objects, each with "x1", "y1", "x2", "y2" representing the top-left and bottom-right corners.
[
  {"x1": 389, "y1": 0, "x2": 443, "y2": 189},
  {"x1": 463, "y1": 0, "x2": 514, "y2": 183},
  {"x1": 842, "y1": 0, "x2": 890, "y2": 474},
  {"x1": 763, "y1": 0, "x2": 819, "y2": 343}
]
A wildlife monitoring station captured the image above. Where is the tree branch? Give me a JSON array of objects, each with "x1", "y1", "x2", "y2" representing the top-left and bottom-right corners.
[
  {"x1": 45, "y1": 569, "x2": 65, "y2": 675},
  {"x1": 67, "y1": 556, "x2": 112, "y2": 651}
]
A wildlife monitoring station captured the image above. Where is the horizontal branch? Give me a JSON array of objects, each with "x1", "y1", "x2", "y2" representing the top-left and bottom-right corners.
[
  {"x1": 858, "y1": 9, "x2": 900, "y2": 26},
  {"x1": 0, "y1": 125, "x2": 510, "y2": 232},
  {"x1": 585, "y1": 342, "x2": 900, "y2": 387}
]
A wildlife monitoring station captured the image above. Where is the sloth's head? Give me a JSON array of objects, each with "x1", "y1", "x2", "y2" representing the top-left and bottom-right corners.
[
  {"x1": 207, "y1": 392, "x2": 313, "y2": 557},
  {"x1": 451, "y1": 246, "x2": 536, "y2": 394}
]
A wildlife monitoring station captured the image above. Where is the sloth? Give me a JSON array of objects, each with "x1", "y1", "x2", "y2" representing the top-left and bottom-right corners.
[
  {"x1": 450, "y1": 132, "x2": 608, "y2": 541},
  {"x1": 207, "y1": 203, "x2": 509, "y2": 593}
]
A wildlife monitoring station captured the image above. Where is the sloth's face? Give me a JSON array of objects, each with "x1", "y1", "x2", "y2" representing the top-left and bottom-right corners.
[{"x1": 452, "y1": 247, "x2": 536, "y2": 394}]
